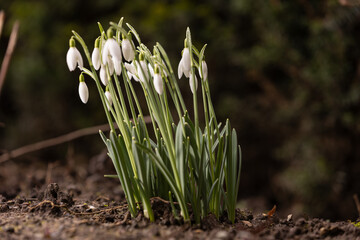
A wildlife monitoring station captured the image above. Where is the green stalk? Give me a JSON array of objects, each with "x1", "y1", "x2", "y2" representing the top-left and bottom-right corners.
[{"x1": 186, "y1": 28, "x2": 200, "y2": 148}]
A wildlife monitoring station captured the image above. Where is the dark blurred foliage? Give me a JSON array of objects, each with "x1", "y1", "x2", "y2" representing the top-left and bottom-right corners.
[{"x1": 1, "y1": 0, "x2": 360, "y2": 220}]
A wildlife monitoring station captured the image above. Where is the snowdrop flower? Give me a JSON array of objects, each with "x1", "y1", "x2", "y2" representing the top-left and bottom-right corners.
[
  {"x1": 113, "y1": 58, "x2": 122, "y2": 76},
  {"x1": 137, "y1": 54, "x2": 149, "y2": 83},
  {"x1": 66, "y1": 37, "x2": 83, "y2": 71},
  {"x1": 102, "y1": 29, "x2": 122, "y2": 66},
  {"x1": 127, "y1": 71, "x2": 140, "y2": 82},
  {"x1": 125, "y1": 62, "x2": 137, "y2": 75},
  {"x1": 107, "y1": 56, "x2": 115, "y2": 75},
  {"x1": 125, "y1": 62, "x2": 140, "y2": 81},
  {"x1": 100, "y1": 65, "x2": 108, "y2": 86},
  {"x1": 121, "y1": 36, "x2": 135, "y2": 62},
  {"x1": 199, "y1": 60, "x2": 208, "y2": 81},
  {"x1": 105, "y1": 88, "x2": 112, "y2": 110},
  {"x1": 148, "y1": 63, "x2": 154, "y2": 77},
  {"x1": 78, "y1": 74, "x2": 89, "y2": 104},
  {"x1": 189, "y1": 73, "x2": 198, "y2": 94},
  {"x1": 153, "y1": 67, "x2": 163, "y2": 95},
  {"x1": 91, "y1": 37, "x2": 101, "y2": 70},
  {"x1": 178, "y1": 45, "x2": 191, "y2": 79}
]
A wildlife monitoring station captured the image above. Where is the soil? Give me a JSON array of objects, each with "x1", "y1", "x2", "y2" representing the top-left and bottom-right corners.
[{"x1": 0, "y1": 152, "x2": 359, "y2": 240}]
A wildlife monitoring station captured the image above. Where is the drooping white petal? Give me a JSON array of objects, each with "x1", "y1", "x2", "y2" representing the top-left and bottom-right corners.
[
  {"x1": 91, "y1": 48, "x2": 101, "y2": 70},
  {"x1": 66, "y1": 47, "x2": 83, "y2": 71},
  {"x1": 199, "y1": 60, "x2": 208, "y2": 80},
  {"x1": 140, "y1": 60, "x2": 149, "y2": 80},
  {"x1": 100, "y1": 66, "x2": 108, "y2": 86},
  {"x1": 125, "y1": 62, "x2": 137, "y2": 75},
  {"x1": 127, "y1": 71, "x2": 133, "y2": 81},
  {"x1": 184, "y1": 68, "x2": 190, "y2": 78},
  {"x1": 148, "y1": 63, "x2": 154, "y2": 77},
  {"x1": 107, "y1": 56, "x2": 114, "y2": 75},
  {"x1": 137, "y1": 63, "x2": 146, "y2": 83},
  {"x1": 189, "y1": 73, "x2": 198, "y2": 94},
  {"x1": 113, "y1": 58, "x2": 122, "y2": 76},
  {"x1": 154, "y1": 73, "x2": 163, "y2": 95},
  {"x1": 105, "y1": 91, "x2": 112, "y2": 110},
  {"x1": 101, "y1": 43, "x2": 109, "y2": 65},
  {"x1": 107, "y1": 38, "x2": 122, "y2": 61},
  {"x1": 78, "y1": 81, "x2": 89, "y2": 103},
  {"x1": 182, "y1": 48, "x2": 191, "y2": 76},
  {"x1": 178, "y1": 59, "x2": 184, "y2": 79},
  {"x1": 122, "y1": 39, "x2": 135, "y2": 62}
]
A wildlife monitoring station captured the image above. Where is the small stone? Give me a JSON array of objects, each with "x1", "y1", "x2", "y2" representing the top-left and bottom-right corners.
[
  {"x1": 242, "y1": 220, "x2": 253, "y2": 227},
  {"x1": 287, "y1": 214, "x2": 293, "y2": 222},
  {"x1": 215, "y1": 230, "x2": 229, "y2": 240}
]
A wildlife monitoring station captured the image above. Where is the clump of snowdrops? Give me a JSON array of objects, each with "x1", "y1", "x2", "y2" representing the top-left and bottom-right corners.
[{"x1": 66, "y1": 18, "x2": 242, "y2": 224}]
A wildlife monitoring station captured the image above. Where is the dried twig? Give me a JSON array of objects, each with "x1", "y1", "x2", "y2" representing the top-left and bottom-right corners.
[
  {"x1": 0, "y1": 17, "x2": 19, "y2": 95},
  {"x1": 0, "y1": 115, "x2": 151, "y2": 164},
  {"x1": 0, "y1": 10, "x2": 5, "y2": 39}
]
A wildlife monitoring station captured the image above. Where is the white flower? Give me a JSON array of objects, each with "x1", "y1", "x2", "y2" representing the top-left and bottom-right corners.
[
  {"x1": 78, "y1": 81, "x2": 89, "y2": 104},
  {"x1": 125, "y1": 62, "x2": 137, "y2": 75},
  {"x1": 66, "y1": 47, "x2": 83, "y2": 71},
  {"x1": 122, "y1": 38, "x2": 135, "y2": 62},
  {"x1": 178, "y1": 47, "x2": 191, "y2": 79},
  {"x1": 100, "y1": 65, "x2": 108, "y2": 86},
  {"x1": 189, "y1": 73, "x2": 198, "y2": 94},
  {"x1": 154, "y1": 73, "x2": 163, "y2": 95},
  {"x1": 178, "y1": 59, "x2": 184, "y2": 79},
  {"x1": 107, "y1": 56, "x2": 115, "y2": 75},
  {"x1": 148, "y1": 63, "x2": 154, "y2": 77},
  {"x1": 127, "y1": 71, "x2": 140, "y2": 82},
  {"x1": 137, "y1": 60, "x2": 149, "y2": 83},
  {"x1": 113, "y1": 58, "x2": 122, "y2": 76},
  {"x1": 91, "y1": 47, "x2": 101, "y2": 70},
  {"x1": 105, "y1": 90, "x2": 112, "y2": 110},
  {"x1": 102, "y1": 38, "x2": 122, "y2": 65},
  {"x1": 137, "y1": 64, "x2": 146, "y2": 83},
  {"x1": 199, "y1": 60, "x2": 208, "y2": 80}
]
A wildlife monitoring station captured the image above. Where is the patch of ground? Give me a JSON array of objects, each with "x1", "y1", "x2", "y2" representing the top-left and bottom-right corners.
[{"x1": 0, "y1": 155, "x2": 359, "y2": 239}]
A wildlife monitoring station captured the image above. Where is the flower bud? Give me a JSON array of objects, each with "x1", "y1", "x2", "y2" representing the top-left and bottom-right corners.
[
  {"x1": 66, "y1": 37, "x2": 83, "y2": 71},
  {"x1": 78, "y1": 74, "x2": 89, "y2": 104},
  {"x1": 122, "y1": 37, "x2": 135, "y2": 62},
  {"x1": 154, "y1": 72, "x2": 163, "y2": 95},
  {"x1": 105, "y1": 89, "x2": 112, "y2": 110},
  {"x1": 199, "y1": 60, "x2": 208, "y2": 81},
  {"x1": 100, "y1": 65, "x2": 108, "y2": 86},
  {"x1": 189, "y1": 73, "x2": 198, "y2": 94}
]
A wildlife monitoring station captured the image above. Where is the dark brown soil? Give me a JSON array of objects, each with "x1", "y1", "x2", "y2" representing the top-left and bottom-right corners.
[{"x1": 1, "y1": 154, "x2": 359, "y2": 240}]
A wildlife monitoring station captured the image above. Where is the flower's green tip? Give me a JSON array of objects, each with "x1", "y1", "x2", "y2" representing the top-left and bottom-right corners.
[
  {"x1": 69, "y1": 37, "x2": 76, "y2": 47},
  {"x1": 139, "y1": 52, "x2": 145, "y2": 61},
  {"x1": 184, "y1": 38, "x2": 188, "y2": 48},
  {"x1": 94, "y1": 37, "x2": 100, "y2": 48},
  {"x1": 154, "y1": 65, "x2": 160, "y2": 74},
  {"x1": 107, "y1": 28, "x2": 114, "y2": 39},
  {"x1": 79, "y1": 73, "x2": 85, "y2": 82}
]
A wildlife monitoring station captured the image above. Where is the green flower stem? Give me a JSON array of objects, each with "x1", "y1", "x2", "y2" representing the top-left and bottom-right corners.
[
  {"x1": 155, "y1": 43, "x2": 187, "y2": 113},
  {"x1": 186, "y1": 28, "x2": 200, "y2": 148},
  {"x1": 201, "y1": 82, "x2": 214, "y2": 180},
  {"x1": 113, "y1": 74, "x2": 131, "y2": 127}
]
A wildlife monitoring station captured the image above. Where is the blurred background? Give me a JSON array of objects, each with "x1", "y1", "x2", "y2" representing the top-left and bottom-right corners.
[{"x1": 1, "y1": 0, "x2": 360, "y2": 221}]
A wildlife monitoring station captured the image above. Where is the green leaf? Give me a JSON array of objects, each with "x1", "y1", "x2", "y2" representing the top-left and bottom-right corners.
[
  {"x1": 126, "y1": 23, "x2": 141, "y2": 45},
  {"x1": 175, "y1": 121, "x2": 185, "y2": 195}
]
